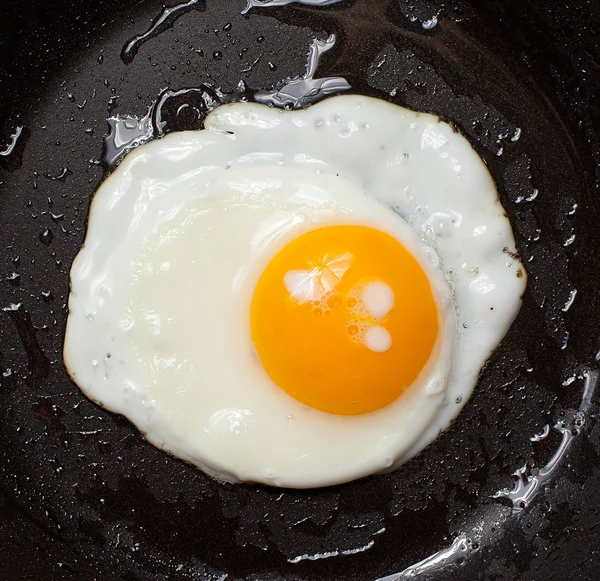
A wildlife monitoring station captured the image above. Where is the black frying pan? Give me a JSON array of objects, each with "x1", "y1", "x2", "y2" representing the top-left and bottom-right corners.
[{"x1": 1, "y1": 1, "x2": 600, "y2": 579}]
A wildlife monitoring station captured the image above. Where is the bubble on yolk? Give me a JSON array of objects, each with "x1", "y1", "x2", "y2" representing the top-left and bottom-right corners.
[{"x1": 250, "y1": 225, "x2": 439, "y2": 415}]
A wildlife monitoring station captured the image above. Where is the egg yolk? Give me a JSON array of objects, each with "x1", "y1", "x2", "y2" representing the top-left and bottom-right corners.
[{"x1": 250, "y1": 225, "x2": 439, "y2": 415}]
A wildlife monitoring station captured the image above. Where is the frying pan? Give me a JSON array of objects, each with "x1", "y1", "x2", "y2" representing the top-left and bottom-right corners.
[{"x1": 1, "y1": 0, "x2": 599, "y2": 579}]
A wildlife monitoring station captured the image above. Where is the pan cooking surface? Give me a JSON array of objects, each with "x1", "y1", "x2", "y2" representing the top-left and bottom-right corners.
[{"x1": 1, "y1": 0, "x2": 599, "y2": 579}]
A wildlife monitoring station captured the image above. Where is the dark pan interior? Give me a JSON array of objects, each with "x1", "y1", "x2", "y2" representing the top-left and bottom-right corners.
[{"x1": 1, "y1": 1, "x2": 600, "y2": 579}]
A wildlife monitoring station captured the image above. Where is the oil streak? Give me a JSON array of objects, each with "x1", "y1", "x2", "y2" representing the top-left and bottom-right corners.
[
  {"x1": 103, "y1": 110, "x2": 154, "y2": 169},
  {"x1": 254, "y1": 34, "x2": 351, "y2": 109},
  {"x1": 0, "y1": 125, "x2": 29, "y2": 171},
  {"x1": 289, "y1": 540, "x2": 375, "y2": 564},
  {"x1": 121, "y1": 0, "x2": 207, "y2": 65},
  {"x1": 376, "y1": 535, "x2": 472, "y2": 580},
  {"x1": 0, "y1": 126, "x2": 24, "y2": 157},
  {"x1": 103, "y1": 83, "x2": 249, "y2": 169},
  {"x1": 494, "y1": 370, "x2": 598, "y2": 512},
  {"x1": 242, "y1": 0, "x2": 343, "y2": 15}
]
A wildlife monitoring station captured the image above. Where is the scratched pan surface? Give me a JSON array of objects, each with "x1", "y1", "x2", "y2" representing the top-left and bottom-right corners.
[{"x1": 1, "y1": 0, "x2": 600, "y2": 579}]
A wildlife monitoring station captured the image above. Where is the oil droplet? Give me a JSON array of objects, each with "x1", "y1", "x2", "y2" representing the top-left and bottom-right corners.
[
  {"x1": 7, "y1": 272, "x2": 20, "y2": 286},
  {"x1": 422, "y1": 15, "x2": 438, "y2": 29},
  {"x1": 121, "y1": 0, "x2": 206, "y2": 65},
  {"x1": 45, "y1": 167, "x2": 72, "y2": 182},
  {"x1": 40, "y1": 228, "x2": 53, "y2": 246}
]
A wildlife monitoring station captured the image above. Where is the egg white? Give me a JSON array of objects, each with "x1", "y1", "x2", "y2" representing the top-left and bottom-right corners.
[{"x1": 64, "y1": 95, "x2": 526, "y2": 487}]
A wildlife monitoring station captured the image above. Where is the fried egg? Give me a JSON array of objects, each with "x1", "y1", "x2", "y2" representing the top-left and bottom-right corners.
[{"x1": 64, "y1": 95, "x2": 526, "y2": 488}]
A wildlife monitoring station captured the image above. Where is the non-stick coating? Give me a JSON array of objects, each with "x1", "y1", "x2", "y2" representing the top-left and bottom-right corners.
[{"x1": 1, "y1": 1, "x2": 600, "y2": 579}]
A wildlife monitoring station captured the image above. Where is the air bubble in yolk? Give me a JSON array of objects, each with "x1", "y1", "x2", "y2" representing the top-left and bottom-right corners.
[{"x1": 250, "y1": 225, "x2": 439, "y2": 415}]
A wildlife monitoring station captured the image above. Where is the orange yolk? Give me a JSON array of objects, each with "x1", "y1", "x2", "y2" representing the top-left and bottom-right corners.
[{"x1": 250, "y1": 225, "x2": 439, "y2": 415}]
